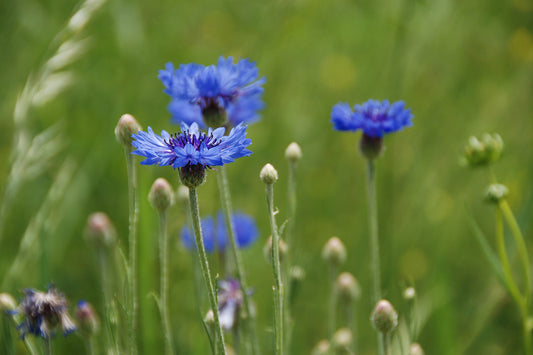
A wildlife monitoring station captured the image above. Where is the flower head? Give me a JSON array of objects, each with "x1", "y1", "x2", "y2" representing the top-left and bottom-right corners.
[
  {"x1": 159, "y1": 56, "x2": 266, "y2": 127},
  {"x1": 13, "y1": 287, "x2": 76, "y2": 339},
  {"x1": 181, "y1": 211, "x2": 259, "y2": 253},
  {"x1": 331, "y1": 99, "x2": 413, "y2": 138},
  {"x1": 131, "y1": 122, "x2": 252, "y2": 187},
  {"x1": 217, "y1": 278, "x2": 243, "y2": 330}
]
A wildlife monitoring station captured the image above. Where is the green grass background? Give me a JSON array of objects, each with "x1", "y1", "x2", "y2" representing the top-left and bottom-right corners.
[{"x1": 1, "y1": 0, "x2": 533, "y2": 353}]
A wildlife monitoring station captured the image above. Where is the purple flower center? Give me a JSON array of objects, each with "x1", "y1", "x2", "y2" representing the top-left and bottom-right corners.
[{"x1": 165, "y1": 128, "x2": 221, "y2": 151}]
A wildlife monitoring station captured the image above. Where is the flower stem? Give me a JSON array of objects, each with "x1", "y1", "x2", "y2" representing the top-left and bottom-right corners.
[
  {"x1": 328, "y1": 266, "x2": 338, "y2": 343},
  {"x1": 125, "y1": 149, "x2": 139, "y2": 355},
  {"x1": 217, "y1": 167, "x2": 260, "y2": 355},
  {"x1": 265, "y1": 183, "x2": 284, "y2": 355},
  {"x1": 188, "y1": 187, "x2": 227, "y2": 355},
  {"x1": 284, "y1": 159, "x2": 297, "y2": 352},
  {"x1": 382, "y1": 333, "x2": 391, "y2": 355},
  {"x1": 158, "y1": 210, "x2": 174, "y2": 355},
  {"x1": 365, "y1": 159, "x2": 381, "y2": 303},
  {"x1": 43, "y1": 338, "x2": 52, "y2": 355}
]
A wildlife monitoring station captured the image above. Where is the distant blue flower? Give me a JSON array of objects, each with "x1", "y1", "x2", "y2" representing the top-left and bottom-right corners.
[
  {"x1": 131, "y1": 122, "x2": 252, "y2": 169},
  {"x1": 331, "y1": 99, "x2": 413, "y2": 138},
  {"x1": 158, "y1": 56, "x2": 266, "y2": 127},
  {"x1": 181, "y1": 211, "x2": 259, "y2": 253},
  {"x1": 12, "y1": 287, "x2": 76, "y2": 339}
]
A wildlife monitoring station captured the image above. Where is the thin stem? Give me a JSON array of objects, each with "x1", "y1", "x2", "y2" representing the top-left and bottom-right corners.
[
  {"x1": 84, "y1": 338, "x2": 97, "y2": 355},
  {"x1": 44, "y1": 338, "x2": 52, "y2": 355},
  {"x1": 345, "y1": 302, "x2": 357, "y2": 355},
  {"x1": 365, "y1": 159, "x2": 381, "y2": 303},
  {"x1": 284, "y1": 160, "x2": 297, "y2": 352},
  {"x1": 189, "y1": 188, "x2": 227, "y2": 355},
  {"x1": 217, "y1": 167, "x2": 260, "y2": 355},
  {"x1": 159, "y1": 211, "x2": 174, "y2": 355},
  {"x1": 265, "y1": 183, "x2": 284, "y2": 355},
  {"x1": 382, "y1": 333, "x2": 391, "y2": 355},
  {"x1": 328, "y1": 266, "x2": 338, "y2": 343},
  {"x1": 125, "y1": 149, "x2": 139, "y2": 355}
]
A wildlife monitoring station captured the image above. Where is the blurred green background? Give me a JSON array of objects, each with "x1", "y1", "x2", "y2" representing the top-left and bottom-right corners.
[{"x1": 1, "y1": 0, "x2": 533, "y2": 353}]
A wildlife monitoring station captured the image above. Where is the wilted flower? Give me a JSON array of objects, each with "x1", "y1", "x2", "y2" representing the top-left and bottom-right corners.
[
  {"x1": 217, "y1": 278, "x2": 244, "y2": 330},
  {"x1": 331, "y1": 99, "x2": 413, "y2": 138},
  {"x1": 158, "y1": 56, "x2": 265, "y2": 128},
  {"x1": 181, "y1": 212, "x2": 259, "y2": 253},
  {"x1": 12, "y1": 287, "x2": 76, "y2": 339},
  {"x1": 131, "y1": 122, "x2": 252, "y2": 188}
]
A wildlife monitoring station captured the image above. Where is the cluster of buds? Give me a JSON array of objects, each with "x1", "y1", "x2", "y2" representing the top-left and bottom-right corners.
[{"x1": 463, "y1": 133, "x2": 503, "y2": 167}]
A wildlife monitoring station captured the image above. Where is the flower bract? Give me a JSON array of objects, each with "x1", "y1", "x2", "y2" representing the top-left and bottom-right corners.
[
  {"x1": 158, "y1": 56, "x2": 265, "y2": 127},
  {"x1": 331, "y1": 99, "x2": 413, "y2": 138}
]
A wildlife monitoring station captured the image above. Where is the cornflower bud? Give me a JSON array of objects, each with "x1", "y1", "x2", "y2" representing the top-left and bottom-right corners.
[
  {"x1": 485, "y1": 183, "x2": 508, "y2": 204},
  {"x1": 263, "y1": 236, "x2": 288, "y2": 263},
  {"x1": 115, "y1": 113, "x2": 142, "y2": 147},
  {"x1": 176, "y1": 185, "x2": 189, "y2": 204},
  {"x1": 75, "y1": 301, "x2": 99, "y2": 337},
  {"x1": 85, "y1": 212, "x2": 116, "y2": 250},
  {"x1": 149, "y1": 178, "x2": 174, "y2": 212},
  {"x1": 260, "y1": 163, "x2": 278, "y2": 184},
  {"x1": 409, "y1": 342, "x2": 425, "y2": 355},
  {"x1": 463, "y1": 133, "x2": 503, "y2": 167},
  {"x1": 322, "y1": 237, "x2": 347, "y2": 267},
  {"x1": 285, "y1": 142, "x2": 302, "y2": 163},
  {"x1": 404, "y1": 286, "x2": 416, "y2": 301},
  {"x1": 335, "y1": 272, "x2": 360, "y2": 303},
  {"x1": 371, "y1": 299, "x2": 398, "y2": 334},
  {"x1": 332, "y1": 328, "x2": 353, "y2": 354}
]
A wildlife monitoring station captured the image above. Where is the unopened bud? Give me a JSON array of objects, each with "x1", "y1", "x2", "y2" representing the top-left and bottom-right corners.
[
  {"x1": 263, "y1": 236, "x2": 288, "y2": 263},
  {"x1": 176, "y1": 185, "x2": 189, "y2": 204},
  {"x1": 260, "y1": 163, "x2": 278, "y2": 184},
  {"x1": 371, "y1": 299, "x2": 398, "y2": 334},
  {"x1": 335, "y1": 272, "x2": 360, "y2": 303},
  {"x1": 322, "y1": 237, "x2": 347, "y2": 267},
  {"x1": 76, "y1": 301, "x2": 99, "y2": 337},
  {"x1": 285, "y1": 142, "x2": 302, "y2": 162},
  {"x1": 311, "y1": 340, "x2": 330, "y2": 355},
  {"x1": 0, "y1": 293, "x2": 17, "y2": 311},
  {"x1": 332, "y1": 328, "x2": 352, "y2": 354},
  {"x1": 290, "y1": 265, "x2": 306, "y2": 282},
  {"x1": 463, "y1": 133, "x2": 503, "y2": 167},
  {"x1": 179, "y1": 164, "x2": 207, "y2": 188},
  {"x1": 485, "y1": 183, "x2": 508, "y2": 204},
  {"x1": 85, "y1": 212, "x2": 116, "y2": 250},
  {"x1": 409, "y1": 343, "x2": 425, "y2": 355},
  {"x1": 149, "y1": 178, "x2": 174, "y2": 212},
  {"x1": 404, "y1": 286, "x2": 416, "y2": 301},
  {"x1": 204, "y1": 309, "x2": 215, "y2": 326},
  {"x1": 115, "y1": 113, "x2": 142, "y2": 147}
]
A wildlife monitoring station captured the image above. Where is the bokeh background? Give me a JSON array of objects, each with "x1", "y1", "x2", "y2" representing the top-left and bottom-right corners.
[{"x1": 1, "y1": 0, "x2": 533, "y2": 353}]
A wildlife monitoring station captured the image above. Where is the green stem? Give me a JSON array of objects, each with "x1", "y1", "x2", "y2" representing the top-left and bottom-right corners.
[
  {"x1": 189, "y1": 188, "x2": 227, "y2": 355},
  {"x1": 284, "y1": 160, "x2": 297, "y2": 352},
  {"x1": 84, "y1": 338, "x2": 97, "y2": 355},
  {"x1": 158, "y1": 211, "x2": 174, "y2": 355},
  {"x1": 44, "y1": 338, "x2": 52, "y2": 355},
  {"x1": 265, "y1": 183, "x2": 284, "y2": 355},
  {"x1": 365, "y1": 159, "x2": 381, "y2": 303},
  {"x1": 382, "y1": 333, "x2": 391, "y2": 355},
  {"x1": 217, "y1": 167, "x2": 260, "y2": 355},
  {"x1": 125, "y1": 149, "x2": 139, "y2": 355},
  {"x1": 328, "y1": 266, "x2": 338, "y2": 343}
]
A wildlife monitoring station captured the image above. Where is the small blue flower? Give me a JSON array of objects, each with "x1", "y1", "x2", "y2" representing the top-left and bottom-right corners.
[
  {"x1": 331, "y1": 99, "x2": 413, "y2": 138},
  {"x1": 181, "y1": 212, "x2": 259, "y2": 253},
  {"x1": 158, "y1": 56, "x2": 266, "y2": 127},
  {"x1": 131, "y1": 122, "x2": 252, "y2": 169},
  {"x1": 13, "y1": 287, "x2": 76, "y2": 339},
  {"x1": 217, "y1": 278, "x2": 243, "y2": 330}
]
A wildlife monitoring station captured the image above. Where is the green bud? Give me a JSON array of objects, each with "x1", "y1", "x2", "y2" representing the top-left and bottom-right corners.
[
  {"x1": 85, "y1": 212, "x2": 116, "y2": 250},
  {"x1": 485, "y1": 183, "x2": 509, "y2": 203},
  {"x1": 260, "y1": 163, "x2": 278, "y2": 184},
  {"x1": 335, "y1": 272, "x2": 360, "y2": 303},
  {"x1": 371, "y1": 299, "x2": 398, "y2": 334},
  {"x1": 463, "y1": 133, "x2": 503, "y2": 167},
  {"x1": 285, "y1": 142, "x2": 302, "y2": 162},
  {"x1": 179, "y1": 164, "x2": 207, "y2": 188},
  {"x1": 0, "y1": 293, "x2": 17, "y2": 311},
  {"x1": 115, "y1": 113, "x2": 142, "y2": 147},
  {"x1": 149, "y1": 178, "x2": 174, "y2": 212},
  {"x1": 290, "y1": 265, "x2": 306, "y2": 282},
  {"x1": 360, "y1": 134, "x2": 383, "y2": 160},
  {"x1": 404, "y1": 286, "x2": 416, "y2": 301},
  {"x1": 322, "y1": 237, "x2": 347, "y2": 267},
  {"x1": 176, "y1": 185, "x2": 189, "y2": 204}
]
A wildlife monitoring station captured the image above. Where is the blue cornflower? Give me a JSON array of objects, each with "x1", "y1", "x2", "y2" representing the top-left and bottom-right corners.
[
  {"x1": 12, "y1": 287, "x2": 76, "y2": 339},
  {"x1": 331, "y1": 99, "x2": 413, "y2": 138},
  {"x1": 158, "y1": 56, "x2": 266, "y2": 128},
  {"x1": 217, "y1": 278, "x2": 243, "y2": 330},
  {"x1": 181, "y1": 211, "x2": 259, "y2": 253},
  {"x1": 131, "y1": 122, "x2": 252, "y2": 187}
]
